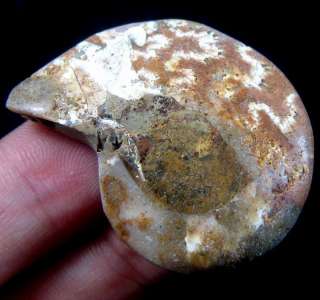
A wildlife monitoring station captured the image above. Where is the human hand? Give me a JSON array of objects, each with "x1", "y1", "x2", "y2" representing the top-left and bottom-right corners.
[{"x1": 0, "y1": 121, "x2": 165, "y2": 299}]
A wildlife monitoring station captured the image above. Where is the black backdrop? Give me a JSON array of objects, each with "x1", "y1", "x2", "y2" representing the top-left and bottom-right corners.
[{"x1": 0, "y1": 0, "x2": 319, "y2": 298}]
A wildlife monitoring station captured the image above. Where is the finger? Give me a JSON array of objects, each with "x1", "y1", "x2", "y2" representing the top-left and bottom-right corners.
[
  {"x1": 7, "y1": 229, "x2": 166, "y2": 300},
  {"x1": 0, "y1": 121, "x2": 101, "y2": 284}
]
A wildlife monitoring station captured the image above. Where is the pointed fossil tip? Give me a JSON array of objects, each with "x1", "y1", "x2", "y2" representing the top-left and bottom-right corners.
[{"x1": 6, "y1": 77, "x2": 59, "y2": 121}]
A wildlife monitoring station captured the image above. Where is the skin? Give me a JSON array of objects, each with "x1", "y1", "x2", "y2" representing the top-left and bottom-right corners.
[{"x1": 0, "y1": 121, "x2": 165, "y2": 299}]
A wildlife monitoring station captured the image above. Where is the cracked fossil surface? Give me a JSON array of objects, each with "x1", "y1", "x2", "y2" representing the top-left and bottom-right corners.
[{"x1": 6, "y1": 20, "x2": 313, "y2": 272}]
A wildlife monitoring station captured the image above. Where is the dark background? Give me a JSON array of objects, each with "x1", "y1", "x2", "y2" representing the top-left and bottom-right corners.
[{"x1": 0, "y1": 0, "x2": 319, "y2": 298}]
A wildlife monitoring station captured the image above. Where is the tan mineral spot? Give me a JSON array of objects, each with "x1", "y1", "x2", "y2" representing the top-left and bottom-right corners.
[
  {"x1": 6, "y1": 19, "x2": 313, "y2": 272},
  {"x1": 102, "y1": 175, "x2": 128, "y2": 220}
]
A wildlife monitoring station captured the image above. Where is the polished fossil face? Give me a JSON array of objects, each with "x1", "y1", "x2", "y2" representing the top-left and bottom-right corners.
[{"x1": 6, "y1": 19, "x2": 313, "y2": 272}]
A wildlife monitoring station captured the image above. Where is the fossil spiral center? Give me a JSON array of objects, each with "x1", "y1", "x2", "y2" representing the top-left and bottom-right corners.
[{"x1": 141, "y1": 110, "x2": 250, "y2": 214}]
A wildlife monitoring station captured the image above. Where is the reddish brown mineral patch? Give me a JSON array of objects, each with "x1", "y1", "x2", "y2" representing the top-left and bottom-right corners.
[
  {"x1": 219, "y1": 39, "x2": 252, "y2": 73},
  {"x1": 113, "y1": 213, "x2": 153, "y2": 242},
  {"x1": 87, "y1": 35, "x2": 106, "y2": 47},
  {"x1": 115, "y1": 222, "x2": 130, "y2": 241},
  {"x1": 134, "y1": 135, "x2": 152, "y2": 162},
  {"x1": 46, "y1": 64, "x2": 63, "y2": 77},
  {"x1": 172, "y1": 36, "x2": 204, "y2": 53},
  {"x1": 102, "y1": 176, "x2": 128, "y2": 220},
  {"x1": 63, "y1": 48, "x2": 78, "y2": 61},
  {"x1": 134, "y1": 213, "x2": 153, "y2": 231}
]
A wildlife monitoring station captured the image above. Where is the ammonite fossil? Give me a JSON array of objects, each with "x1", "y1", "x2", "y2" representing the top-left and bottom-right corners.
[{"x1": 6, "y1": 20, "x2": 313, "y2": 272}]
